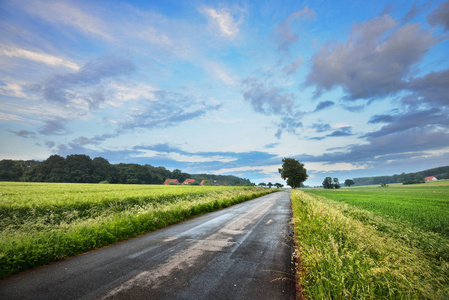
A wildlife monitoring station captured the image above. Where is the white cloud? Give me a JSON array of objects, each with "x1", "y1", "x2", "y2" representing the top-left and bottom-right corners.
[
  {"x1": 109, "y1": 83, "x2": 158, "y2": 105},
  {"x1": 131, "y1": 149, "x2": 237, "y2": 163},
  {"x1": 201, "y1": 7, "x2": 241, "y2": 39},
  {"x1": 214, "y1": 164, "x2": 280, "y2": 175},
  {"x1": 0, "y1": 81, "x2": 27, "y2": 98},
  {"x1": 23, "y1": 0, "x2": 112, "y2": 40},
  {"x1": 0, "y1": 111, "x2": 28, "y2": 122},
  {"x1": 0, "y1": 46, "x2": 80, "y2": 70},
  {"x1": 202, "y1": 60, "x2": 238, "y2": 85},
  {"x1": 304, "y1": 162, "x2": 370, "y2": 172},
  {"x1": 138, "y1": 26, "x2": 172, "y2": 46}
]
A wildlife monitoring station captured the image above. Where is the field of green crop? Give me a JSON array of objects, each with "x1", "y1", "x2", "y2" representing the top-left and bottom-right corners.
[
  {"x1": 0, "y1": 182, "x2": 274, "y2": 278},
  {"x1": 291, "y1": 181, "x2": 449, "y2": 299}
]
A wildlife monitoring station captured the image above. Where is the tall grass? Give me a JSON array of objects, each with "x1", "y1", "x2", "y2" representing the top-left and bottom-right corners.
[
  {"x1": 0, "y1": 183, "x2": 274, "y2": 278},
  {"x1": 291, "y1": 188, "x2": 449, "y2": 299}
]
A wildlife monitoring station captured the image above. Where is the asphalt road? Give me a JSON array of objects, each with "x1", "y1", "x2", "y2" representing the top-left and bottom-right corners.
[{"x1": 0, "y1": 190, "x2": 296, "y2": 300}]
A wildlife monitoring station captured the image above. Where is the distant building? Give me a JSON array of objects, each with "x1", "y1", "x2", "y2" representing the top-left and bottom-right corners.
[
  {"x1": 164, "y1": 179, "x2": 180, "y2": 185},
  {"x1": 424, "y1": 176, "x2": 438, "y2": 181},
  {"x1": 182, "y1": 179, "x2": 196, "y2": 185}
]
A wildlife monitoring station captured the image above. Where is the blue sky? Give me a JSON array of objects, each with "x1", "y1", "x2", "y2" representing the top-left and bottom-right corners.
[{"x1": 1, "y1": 0, "x2": 448, "y2": 186}]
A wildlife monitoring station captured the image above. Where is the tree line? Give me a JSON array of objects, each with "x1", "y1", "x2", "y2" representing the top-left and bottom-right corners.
[
  {"x1": 257, "y1": 182, "x2": 284, "y2": 188},
  {"x1": 319, "y1": 165, "x2": 449, "y2": 188},
  {"x1": 0, "y1": 155, "x2": 252, "y2": 185},
  {"x1": 351, "y1": 166, "x2": 449, "y2": 186}
]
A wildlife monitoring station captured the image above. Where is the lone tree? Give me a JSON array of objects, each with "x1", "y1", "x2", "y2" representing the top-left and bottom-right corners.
[
  {"x1": 344, "y1": 179, "x2": 355, "y2": 187},
  {"x1": 333, "y1": 177, "x2": 341, "y2": 189},
  {"x1": 323, "y1": 177, "x2": 341, "y2": 189},
  {"x1": 278, "y1": 158, "x2": 308, "y2": 189},
  {"x1": 323, "y1": 177, "x2": 333, "y2": 189}
]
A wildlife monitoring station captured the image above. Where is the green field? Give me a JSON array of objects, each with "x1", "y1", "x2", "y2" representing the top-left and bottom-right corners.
[
  {"x1": 291, "y1": 181, "x2": 449, "y2": 299},
  {"x1": 0, "y1": 182, "x2": 274, "y2": 278}
]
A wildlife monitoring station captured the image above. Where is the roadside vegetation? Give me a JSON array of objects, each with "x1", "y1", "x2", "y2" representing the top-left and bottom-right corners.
[
  {"x1": 0, "y1": 182, "x2": 274, "y2": 279},
  {"x1": 291, "y1": 181, "x2": 449, "y2": 299}
]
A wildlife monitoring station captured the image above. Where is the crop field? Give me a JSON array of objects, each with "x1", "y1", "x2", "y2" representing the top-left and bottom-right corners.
[
  {"x1": 291, "y1": 181, "x2": 449, "y2": 299},
  {"x1": 0, "y1": 182, "x2": 274, "y2": 278}
]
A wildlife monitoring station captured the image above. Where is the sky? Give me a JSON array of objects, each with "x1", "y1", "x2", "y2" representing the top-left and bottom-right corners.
[{"x1": 1, "y1": 0, "x2": 449, "y2": 186}]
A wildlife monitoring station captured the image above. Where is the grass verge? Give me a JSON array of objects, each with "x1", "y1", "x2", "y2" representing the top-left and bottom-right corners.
[{"x1": 291, "y1": 189, "x2": 449, "y2": 299}]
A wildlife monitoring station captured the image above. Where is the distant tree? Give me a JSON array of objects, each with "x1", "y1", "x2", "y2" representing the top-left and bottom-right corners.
[
  {"x1": 31, "y1": 154, "x2": 66, "y2": 182},
  {"x1": 344, "y1": 179, "x2": 355, "y2": 187},
  {"x1": 0, "y1": 160, "x2": 27, "y2": 181},
  {"x1": 172, "y1": 169, "x2": 189, "y2": 183},
  {"x1": 333, "y1": 178, "x2": 341, "y2": 189},
  {"x1": 4, "y1": 155, "x2": 254, "y2": 186},
  {"x1": 278, "y1": 158, "x2": 308, "y2": 189},
  {"x1": 92, "y1": 157, "x2": 119, "y2": 183},
  {"x1": 414, "y1": 174, "x2": 424, "y2": 182},
  {"x1": 258, "y1": 182, "x2": 267, "y2": 187},
  {"x1": 64, "y1": 154, "x2": 93, "y2": 183},
  {"x1": 267, "y1": 182, "x2": 273, "y2": 188},
  {"x1": 191, "y1": 181, "x2": 200, "y2": 185},
  {"x1": 397, "y1": 172, "x2": 407, "y2": 183},
  {"x1": 274, "y1": 183, "x2": 283, "y2": 188},
  {"x1": 118, "y1": 163, "x2": 152, "y2": 184},
  {"x1": 323, "y1": 177, "x2": 333, "y2": 189}
]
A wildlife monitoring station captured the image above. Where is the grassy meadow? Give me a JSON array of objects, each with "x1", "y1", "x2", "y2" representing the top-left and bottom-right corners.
[
  {"x1": 291, "y1": 180, "x2": 449, "y2": 299},
  {"x1": 0, "y1": 182, "x2": 274, "y2": 278}
]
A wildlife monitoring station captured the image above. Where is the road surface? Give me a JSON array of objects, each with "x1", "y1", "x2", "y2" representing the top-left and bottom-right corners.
[{"x1": 0, "y1": 190, "x2": 295, "y2": 300}]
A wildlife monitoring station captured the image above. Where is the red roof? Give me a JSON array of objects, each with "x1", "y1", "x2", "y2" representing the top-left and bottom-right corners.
[
  {"x1": 164, "y1": 179, "x2": 180, "y2": 185},
  {"x1": 424, "y1": 176, "x2": 436, "y2": 181},
  {"x1": 182, "y1": 179, "x2": 196, "y2": 185}
]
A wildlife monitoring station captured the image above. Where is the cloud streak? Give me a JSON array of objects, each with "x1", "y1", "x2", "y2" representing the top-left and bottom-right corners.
[
  {"x1": 1, "y1": 46, "x2": 80, "y2": 70},
  {"x1": 273, "y1": 6, "x2": 316, "y2": 52},
  {"x1": 201, "y1": 7, "x2": 242, "y2": 39},
  {"x1": 38, "y1": 117, "x2": 70, "y2": 136},
  {"x1": 30, "y1": 55, "x2": 136, "y2": 110},
  {"x1": 23, "y1": 0, "x2": 113, "y2": 40},
  {"x1": 313, "y1": 101, "x2": 334, "y2": 112},
  {"x1": 121, "y1": 90, "x2": 222, "y2": 131}
]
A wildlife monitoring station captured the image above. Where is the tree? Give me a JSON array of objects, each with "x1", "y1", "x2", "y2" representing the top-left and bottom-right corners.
[
  {"x1": 258, "y1": 182, "x2": 267, "y2": 187},
  {"x1": 92, "y1": 157, "x2": 118, "y2": 183},
  {"x1": 344, "y1": 179, "x2": 355, "y2": 187},
  {"x1": 323, "y1": 177, "x2": 333, "y2": 189},
  {"x1": 0, "y1": 160, "x2": 28, "y2": 181},
  {"x1": 64, "y1": 154, "x2": 93, "y2": 183},
  {"x1": 172, "y1": 169, "x2": 188, "y2": 183},
  {"x1": 274, "y1": 183, "x2": 284, "y2": 188},
  {"x1": 333, "y1": 178, "x2": 341, "y2": 189},
  {"x1": 267, "y1": 182, "x2": 273, "y2": 188},
  {"x1": 278, "y1": 158, "x2": 308, "y2": 189}
]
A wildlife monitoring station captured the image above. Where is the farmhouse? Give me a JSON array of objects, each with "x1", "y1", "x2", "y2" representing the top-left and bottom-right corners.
[
  {"x1": 164, "y1": 179, "x2": 180, "y2": 185},
  {"x1": 424, "y1": 176, "x2": 438, "y2": 181},
  {"x1": 182, "y1": 179, "x2": 196, "y2": 185}
]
